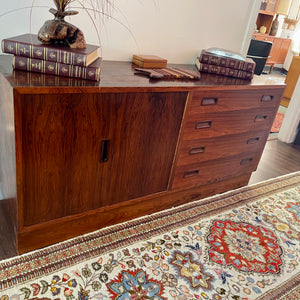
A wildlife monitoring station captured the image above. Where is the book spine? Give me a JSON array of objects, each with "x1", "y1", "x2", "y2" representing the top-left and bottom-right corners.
[
  {"x1": 2, "y1": 40, "x2": 87, "y2": 67},
  {"x1": 196, "y1": 60, "x2": 253, "y2": 80},
  {"x1": 13, "y1": 56, "x2": 100, "y2": 81},
  {"x1": 199, "y1": 52, "x2": 255, "y2": 73}
]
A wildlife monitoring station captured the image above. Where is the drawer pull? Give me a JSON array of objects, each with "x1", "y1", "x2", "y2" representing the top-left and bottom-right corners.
[
  {"x1": 247, "y1": 137, "x2": 260, "y2": 144},
  {"x1": 189, "y1": 147, "x2": 205, "y2": 155},
  {"x1": 261, "y1": 95, "x2": 273, "y2": 102},
  {"x1": 240, "y1": 157, "x2": 253, "y2": 165},
  {"x1": 201, "y1": 98, "x2": 218, "y2": 106},
  {"x1": 195, "y1": 121, "x2": 212, "y2": 129},
  {"x1": 100, "y1": 139, "x2": 110, "y2": 162},
  {"x1": 254, "y1": 115, "x2": 267, "y2": 122},
  {"x1": 184, "y1": 170, "x2": 199, "y2": 178}
]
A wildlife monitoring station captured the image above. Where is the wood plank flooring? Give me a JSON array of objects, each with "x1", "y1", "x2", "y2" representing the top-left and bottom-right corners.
[
  {"x1": 249, "y1": 140, "x2": 300, "y2": 184},
  {"x1": 1, "y1": 139, "x2": 300, "y2": 260}
]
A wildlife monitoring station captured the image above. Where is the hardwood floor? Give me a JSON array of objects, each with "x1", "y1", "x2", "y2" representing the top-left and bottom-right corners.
[
  {"x1": 0, "y1": 199, "x2": 17, "y2": 259},
  {"x1": 1, "y1": 139, "x2": 300, "y2": 260},
  {"x1": 249, "y1": 139, "x2": 300, "y2": 184}
]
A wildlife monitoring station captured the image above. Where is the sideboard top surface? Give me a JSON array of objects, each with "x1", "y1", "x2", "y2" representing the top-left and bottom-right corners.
[{"x1": 0, "y1": 55, "x2": 285, "y2": 93}]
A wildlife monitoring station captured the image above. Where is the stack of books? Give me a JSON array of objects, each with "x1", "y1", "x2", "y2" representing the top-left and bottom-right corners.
[
  {"x1": 1, "y1": 34, "x2": 101, "y2": 81},
  {"x1": 195, "y1": 48, "x2": 256, "y2": 80}
]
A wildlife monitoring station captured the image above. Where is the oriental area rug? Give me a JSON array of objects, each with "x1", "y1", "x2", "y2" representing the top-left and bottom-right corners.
[
  {"x1": 1, "y1": 172, "x2": 300, "y2": 299},
  {"x1": 270, "y1": 112, "x2": 285, "y2": 133}
]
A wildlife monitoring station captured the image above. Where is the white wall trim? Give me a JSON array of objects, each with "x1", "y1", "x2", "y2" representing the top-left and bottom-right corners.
[
  {"x1": 278, "y1": 75, "x2": 300, "y2": 143},
  {"x1": 240, "y1": 0, "x2": 261, "y2": 56}
]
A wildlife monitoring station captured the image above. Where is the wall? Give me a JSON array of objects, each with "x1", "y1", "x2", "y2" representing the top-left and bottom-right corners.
[
  {"x1": 278, "y1": 76, "x2": 300, "y2": 143},
  {"x1": 0, "y1": 0, "x2": 259, "y2": 64},
  {"x1": 283, "y1": 22, "x2": 300, "y2": 70}
]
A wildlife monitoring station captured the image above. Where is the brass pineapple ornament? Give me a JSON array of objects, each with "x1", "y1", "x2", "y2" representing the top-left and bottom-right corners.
[{"x1": 38, "y1": 0, "x2": 86, "y2": 48}]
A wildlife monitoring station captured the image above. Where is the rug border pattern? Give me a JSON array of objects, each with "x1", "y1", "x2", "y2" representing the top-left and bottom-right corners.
[{"x1": 1, "y1": 172, "x2": 300, "y2": 297}]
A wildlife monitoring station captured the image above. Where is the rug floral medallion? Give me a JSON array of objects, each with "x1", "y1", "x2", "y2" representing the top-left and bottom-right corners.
[{"x1": 1, "y1": 172, "x2": 300, "y2": 299}]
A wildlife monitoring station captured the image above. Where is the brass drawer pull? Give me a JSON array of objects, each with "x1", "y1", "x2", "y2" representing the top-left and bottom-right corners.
[
  {"x1": 100, "y1": 139, "x2": 110, "y2": 162},
  {"x1": 184, "y1": 170, "x2": 199, "y2": 178},
  {"x1": 201, "y1": 98, "x2": 218, "y2": 106},
  {"x1": 240, "y1": 157, "x2": 253, "y2": 165},
  {"x1": 247, "y1": 137, "x2": 260, "y2": 144},
  {"x1": 195, "y1": 121, "x2": 212, "y2": 129},
  {"x1": 261, "y1": 95, "x2": 273, "y2": 102},
  {"x1": 189, "y1": 147, "x2": 205, "y2": 155},
  {"x1": 254, "y1": 115, "x2": 267, "y2": 122}
]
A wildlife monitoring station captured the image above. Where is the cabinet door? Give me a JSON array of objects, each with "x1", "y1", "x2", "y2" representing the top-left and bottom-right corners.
[
  {"x1": 260, "y1": 0, "x2": 278, "y2": 13},
  {"x1": 277, "y1": 38, "x2": 291, "y2": 64},
  {"x1": 266, "y1": 0, "x2": 278, "y2": 13},
  {"x1": 16, "y1": 91, "x2": 187, "y2": 227},
  {"x1": 268, "y1": 37, "x2": 282, "y2": 64}
]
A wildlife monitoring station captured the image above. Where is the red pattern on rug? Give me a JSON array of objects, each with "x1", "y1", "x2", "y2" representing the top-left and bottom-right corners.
[
  {"x1": 208, "y1": 220, "x2": 282, "y2": 273},
  {"x1": 271, "y1": 112, "x2": 285, "y2": 133}
]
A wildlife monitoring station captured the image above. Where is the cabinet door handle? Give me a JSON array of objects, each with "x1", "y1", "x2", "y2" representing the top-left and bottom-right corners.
[
  {"x1": 100, "y1": 140, "x2": 110, "y2": 162},
  {"x1": 195, "y1": 121, "x2": 212, "y2": 129},
  {"x1": 201, "y1": 98, "x2": 218, "y2": 106},
  {"x1": 189, "y1": 147, "x2": 205, "y2": 155},
  {"x1": 261, "y1": 95, "x2": 273, "y2": 102},
  {"x1": 240, "y1": 157, "x2": 253, "y2": 165},
  {"x1": 183, "y1": 170, "x2": 199, "y2": 178},
  {"x1": 254, "y1": 115, "x2": 267, "y2": 122},
  {"x1": 247, "y1": 137, "x2": 260, "y2": 144}
]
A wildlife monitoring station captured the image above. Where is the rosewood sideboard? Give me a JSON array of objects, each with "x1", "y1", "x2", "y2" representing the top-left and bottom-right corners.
[{"x1": 0, "y1": 56, "x2": 285, "y2": 253}]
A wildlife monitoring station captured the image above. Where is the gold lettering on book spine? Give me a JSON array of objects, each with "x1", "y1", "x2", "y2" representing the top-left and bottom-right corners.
[
  {"x1": 34, "y1": 48, "x2": 43, "y2": 58},
  {"x1": 18, "y1": 59, "x2": 25, "y2": 67},
  {"x1": 61, "y1": 67, "x2": 68, "y2": 73},
  {"x1": 76, "y1": 56, "x2": 83, "y2": 64},
  {"x1": 48, "y1": 63, "x2": 54, "y2": 71},
  {"x1": 7, "y1": 43, "x2": 14, "y2": 52}
]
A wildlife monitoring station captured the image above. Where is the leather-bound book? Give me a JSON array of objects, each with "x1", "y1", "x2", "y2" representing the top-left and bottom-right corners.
[
  {"x1": 195, "y1": 59, "x2": 254, "y2": 80},
  {"x1": 13, "y1": 56, "x2": 102, "y2": 81},
  {"x1": 199, "y1": 48, "x2": 256, "y2": 73},
  {"x1": 2, "y1": 34, "x2": 99, "y2": 67}
]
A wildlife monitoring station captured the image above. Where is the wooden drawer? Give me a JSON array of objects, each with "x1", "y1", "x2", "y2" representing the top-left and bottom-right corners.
[
  {"x1": 177, "y1": 130, "x2": 269, "y2": 166},
  {"x1": 172, "y1": 152, "x2": 261, "y2": 190},
  {"x1": 189, "y1": 89, "x2": 282, "y2": 114},
  {"x1": 182, "y1": 107, "x2": 276, "y2": 140}
]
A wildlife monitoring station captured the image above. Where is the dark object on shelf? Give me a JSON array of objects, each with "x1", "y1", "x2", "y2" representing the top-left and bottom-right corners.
[
  {"x1": 246, "y1": 39, "x2": 273, "y2": 75},
  {"x1": 270, "y1": 15, "x2": 279, "y2": 36}
]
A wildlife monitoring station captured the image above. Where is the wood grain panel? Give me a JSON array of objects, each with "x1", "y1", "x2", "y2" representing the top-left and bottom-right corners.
[
  {"x1": 277, "y1": 39, "x2": 291, "y2": 64},
  {"x1": 172, "y1": 152, "x2": 261, "y2": 190},
  {"x1": 177, "y1": 130, "x2": 269, "y2": 166},
  {"x1": 283, "y1": 56, "x2": 300, "y2": 100},
  {"x1": 190, "y1": 89, "x2": 282, "y2": 113},
  {"x1": 16, "y1": 173, "x2": 252, "y2": 254},
  {"x1": 16, "y1": 92, "x2": 187, "y2": 227},
  {"x1": 183, "y1": 107, "x2": 277, "y2": 140}
]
